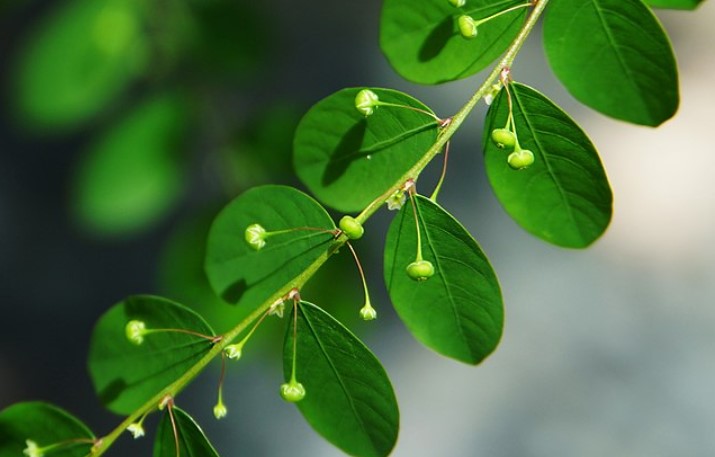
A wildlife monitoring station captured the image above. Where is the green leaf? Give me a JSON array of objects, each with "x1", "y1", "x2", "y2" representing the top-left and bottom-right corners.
[
  {"x1": 384, "y1": 196, "x2": 503, "y2": 364},
  {"x1": 293, "y1": 88, "x2": 439, "y2": 212},
  {"x1": 544, "y1": 0, "x2": 679, "y2": 126},
  {"x1": 483, "y1": 83, "x2": 612, "y2": 247},
  {"x1": 380, "y1": 0, "x2": 527, "y2": 84},
  {"x1": 284, "y1": 302, "x2": 399, "y2": 457},
  {"x1": 153, "y1": 407, "x2": 220, "y2": 457},
  {"x1": 644, "y1": 0, "x2": 705, "y2": 9},
  {"x1": 13, "y1": 0, "x2": 146, "y2": 130},
  {"x1": 205, "y1": 185, "x2": 336, "y2": 307},
  {"x1": 88, "y1": 295, "x2": 215, "y2": 415},
  {"x1": 72, "y1": 93, "x2": 188, "y2": 237},
  {"x1": 0, "y1": 402, "x2": 94, "y2": 457}
]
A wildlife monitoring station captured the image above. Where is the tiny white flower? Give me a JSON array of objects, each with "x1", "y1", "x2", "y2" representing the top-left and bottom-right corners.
[
  {"x1": 268, "y1": 301, "x2": 285, "y2": 318},
  {"x1": 386, "y1": 191, "x2": 406, "y2": 211},
  {"x1": 213, "y1": 402, "x2": 227, "y2": 420},
  {"x1": 245, "y1": 223, "x2": 267, "y2": 250},
  {"x1": 224, "y1": 344, "x2": 242, "y2": 360},
  {"x1": 484, "y1": 83, "x2": 502, "y2": 106},
  {"x1": 23, "y1": 440, "x2": 43, "y2": 457},
  {"x1": 125, "y1": 320, "x2": 146, "y2": 345},
  {"x1": 127, "y1": 423, "x2": 145, "y2": 439}
]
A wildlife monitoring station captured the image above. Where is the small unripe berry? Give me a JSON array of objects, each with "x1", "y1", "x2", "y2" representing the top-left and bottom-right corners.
[
  {"x1": 280, "y1": 381, "x2": 306, "y2": 402},
  {"x1": 458, "y1": 15, "x2": 478, "y2": 39},
  {"x1": 491, "y1": 128, "x2": 516, "y2": 149},
  {"x1": 448, "y1": 0, "x2": 466, "y2": 7},
  {"x1": 406, "y1": 260, "x2": 435, "y2": 281},
  {"x1": 507, "y1": 149, "x2": 535, "y2": 170},
  {"x1": 339, "y1": 215, "x2": 364, "y2": 240},
  {"x1": 355, "y1": 89, "x2": 379, "y2": 117}
]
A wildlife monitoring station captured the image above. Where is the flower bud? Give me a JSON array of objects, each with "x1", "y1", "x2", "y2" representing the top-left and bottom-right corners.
[
  {"x1": 127, "y1": 423, "x2": 145, "y2": 439},
  {"x1": 355, "y1": 89, "x2": 379, "y2": 117},
  {"x1": 406, "y1": 260, "x2": 435, "y2": 281},
  {"x1": 245, "y1": 223, "x2": 267, "y2": 250},
  {"x1": 224, "y1": 344, "x2": 242, "y2": 360},
  {"x1": 458, "y1": 15, "x2": 478, "y2": 39},
  {"x1": 507, "y1": 149, "x2": 535, "y2": 170},
  {"x1": 280, "y1": 381, "x2": 306, "y2": 403},
  {"x1": 213, "y1": 402, "x2": 228, "y2": 420},
  {"x1": 339, "y1": 216, "x2": 364, "y2": 240},
  {"x1": 491, "y1": 128, "x2": 516, "y2": 149},
  {"x1": 125, "y1": 320, "x2": 147, "y2": 345},
  {"x1": 359, "y1": 304, "x2": 377, "y2": 321}
]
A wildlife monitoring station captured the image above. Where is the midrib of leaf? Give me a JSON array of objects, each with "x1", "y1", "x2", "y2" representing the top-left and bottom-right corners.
[
  {"x1": 300, "y1": 305, "x2": 378, "y2": 455},
  {"x1": 513, "y1": 86, "x2": 584, "y2": 239}
]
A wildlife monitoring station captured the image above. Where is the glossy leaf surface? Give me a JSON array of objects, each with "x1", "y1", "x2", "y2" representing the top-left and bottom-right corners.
[
  {"x1": 14, "y1": 0, "x2": 146, "y2": 129},
  {"x1": 380, "y1": 0, "x2": 527, "y2": 84},
  {"x1": 73, "y1": 93, "x2": 188, "y2": 236},
  {"x1": 0, "y1": 402, "x2": 94, "y2": 457},
  {"x1": 205, "y1": 186, "x2": 335, "y2": 306},
  {"x1": 544, "y1": 0, "x2": 678, "y2": 126},
  {"x1": 294, "y1": 88, "x2": 439, "y2": 212},
  {"x1": 284, "y1": 302, "x2": 399, "y2": 457},
  {"x1": 384, "y1": 196, "x2": 503, "y2": 364},
  {"x1": 153, "y1": 407, "x2": 220, "y2": 457},
  {"x1": 88, "y1": 295, "x2": 215, "y2": 414},
  {"x1": 644, "y1": 0, "x2": 704, "y2": 8},
  {"x1": 483, "y1": 83, "x2": 612, "y2": 247}
]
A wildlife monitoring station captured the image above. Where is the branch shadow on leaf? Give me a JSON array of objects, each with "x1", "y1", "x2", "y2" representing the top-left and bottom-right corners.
[
  {"x1": 321, "y1": 120, "x2": 367, "y2": 186},
  {"x1": 418, "y1": 16, "x2": 453, "y2": 62}
]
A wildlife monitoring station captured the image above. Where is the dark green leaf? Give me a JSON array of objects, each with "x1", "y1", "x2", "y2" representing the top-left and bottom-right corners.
[
  {"x1": 544, "y1": 0, "x2": 679, "y2": 126},
  {"x1": 88, "y1": 295, "x2": 215, "y2": 414},
  {"x1": 205, "y1": 185, "x2": 336, "y2": 306},
  {"x1": 644, "y1": 0, "x2": 705, "y2": 9},
  {"x1": 0, "y1": 402, "x2": 94, "y2": 457},
  {"x1": 153, "y1": 407, "x2": 220, "y2": 457},
  {"x1": 380, "y1": 0, "x2": 527, "y2": 84},
  {"x1": 483, "y1": 83, "x2": 612, "y2": 247},
  {"x1": 13, "y1": 0, "x2": 146, "y2": 130},
  {"x1": 384, "y1": 196, "x2": 503, "y2": 364},
  {"x1": 284, "y1": 302, "x2": 399, "y2": 457},
  {"x1": 293, "y1": 88, "x2": 439, "y2": 212},
  {"x1": 72, "y1": 93, "x2": 188, "y2": 237}
]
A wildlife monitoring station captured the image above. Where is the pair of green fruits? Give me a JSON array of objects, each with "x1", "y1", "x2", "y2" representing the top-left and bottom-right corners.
[{"x1": 491, "y1": 128, "x2": 535, "y2": 170}]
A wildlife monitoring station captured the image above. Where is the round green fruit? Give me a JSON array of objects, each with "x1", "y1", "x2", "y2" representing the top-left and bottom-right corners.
[
  {"x1": 491, "y1": 128, "x2": 516, "y2": 149},
  {"x1": 406, "y1": 260, "x2": 435, "y2": 281},
  {"x1": 507, "y1": 149, "x2": 535, "y2": 170},
  {"x1": 339, "y1": 215, "x2": 364, "y2": 240}
]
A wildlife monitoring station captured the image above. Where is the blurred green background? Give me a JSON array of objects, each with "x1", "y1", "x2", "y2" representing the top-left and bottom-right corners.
[{"x1": 1, "y1": 0, "x2": 714, "y2": 455}]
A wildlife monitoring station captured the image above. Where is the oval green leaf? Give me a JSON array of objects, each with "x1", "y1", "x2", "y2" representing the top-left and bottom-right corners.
[
  {"x1": 284, "y1": 302, "x2": 399, "y2": 457},
  {"x1": 205, "y1": 185, "x2": 336, "y2": 306},
  {"x1": 153, "y1": 407, "x2": 220, "y2": 457},
  {"x1": 72, "y1": 93, "x2": 188, "y2": 237},
  {"x1": 88, "y1": 295, "x2": 215, "y2": 415},
  {"x1": 644, "y1": 0, "x2": 705, "y2": 9},
  {"x1": 13, "y1": 0, "x2": 146, "y2": 130},
  {"x1": 0, "y1": 402, "x2": 94, "y2": 457},
  {"x1": 293, "y1": 88, "x2": 439, "y2": 212},
  {"x1": 544, "y1": 0, "x2": 679, "y2": 126},
  {"x1": 384, "y1": 196, "x2": 503, "y2": 364},
  {"x1": 380, "y1": 0, "x2": 527, "y2": 84},
  {"x1": 483, "y1": 83, "x2": 612, "y2": 247}
]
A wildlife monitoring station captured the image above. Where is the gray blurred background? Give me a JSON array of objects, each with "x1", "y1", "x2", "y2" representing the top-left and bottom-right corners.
[{"x1": 1, "y1": 1, "x2": 714, "y2": 456}]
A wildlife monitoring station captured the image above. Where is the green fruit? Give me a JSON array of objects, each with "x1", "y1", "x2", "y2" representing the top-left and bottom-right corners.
[
  {"x1": 406, "y1": 260, "x2": 435, "y2": 281},
  {"x1": 507, "y1": 149, "x2": 535, "y2": 170},
  {"x1": 339, "y1": 215, "x2": 364, "y2": 240},
  {"x1": 458, "y1": 15, "x2": 478, "y2": 39},
  {"x1": 280, "y1": 381, "x2": 306, "y2": 402},
  {"x1": 448, "y1": 0, "x2": 466, "y2": 7},
  {"x1": 491, "y1": 128, "x2": 516, "y2": 149}
]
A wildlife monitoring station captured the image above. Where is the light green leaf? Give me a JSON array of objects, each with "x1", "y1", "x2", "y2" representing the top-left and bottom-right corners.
[
  {"x1": 380, "y1": 0, "x2": 527, "y2": 84},
  {"x1": 293, "y1": 88, "x2": 439, "y2": 212},
  {"x1": 384, "y1": 196, "x2": 503, "y2": 364},
  {"x1": 205, "y1": 185, "x2": 336, "y2": 307},
  {"x1": 644, "y1": 0, "x2": 705, "y2": 9},
  {"x1": 483, "y1": 83, "x2": 612, "y2": 248},
  {"x1": 88, "y1": 295, "x2": 215, "y2": 415},
  {"x1": 284, "y1": 302, "x2": 399, "y2": 457},
  {"x1": 13, "y1": 0, "x2": 146, "y2": 130},
  {"x1": 544, "y1": 0, "x2": 679, "y2": 126},
  {"x1": 72, "y1": 93, "x2": 188, "y2": 237},
  {"x1": 153, "y1": 407, "x2": 220, "y2": 457},
  {"x1": 0, "y1": 402, "x2": 94, "y2": 457}
]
